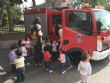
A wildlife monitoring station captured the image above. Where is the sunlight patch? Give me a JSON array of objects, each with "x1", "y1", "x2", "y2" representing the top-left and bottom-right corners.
[
  {"x1": 0, "y1": 66, "x2": 4, "y2": 71},
  {"x1": 3, "y1": 79, "x2": 14, "y2": 83},
  {"x1": 0, "y1": 71, "x2": 7, "y2": 76},
  {"x1": 3, "y1": 77, "x2": 17, "y2": 83}
]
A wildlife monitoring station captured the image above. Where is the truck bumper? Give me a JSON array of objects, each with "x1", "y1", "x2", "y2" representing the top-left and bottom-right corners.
[{"x1": 91, "y1": 48, "x2": 110, "y2": 60}]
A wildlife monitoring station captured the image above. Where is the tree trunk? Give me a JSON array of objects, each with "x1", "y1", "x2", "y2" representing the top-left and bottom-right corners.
[
  {"x1": 6, "y1": 0, "x2": 13, "y2": 31},
  {"x1": 32, "y1": 0, "x2": 36, "y2": 6}
]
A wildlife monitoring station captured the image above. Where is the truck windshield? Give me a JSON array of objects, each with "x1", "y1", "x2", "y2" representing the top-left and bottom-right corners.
[
  {"x1": 65, "y1": 11, "x2": 92, "y2": 35},
  {"x1": 94, "y1": 10, "x2": 110, "y2": 30}
]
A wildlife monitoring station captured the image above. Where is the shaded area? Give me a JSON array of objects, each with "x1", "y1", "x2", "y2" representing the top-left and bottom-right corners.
[
  {"x1": 90, "y1": 58, "x2": 110, "y2": 74},
  {"x1": 0, "y1": 32, "x2": 25, "y2": 41},
  {"x1": 0, "y1": 8, "x2": 3, "y2": 26}
]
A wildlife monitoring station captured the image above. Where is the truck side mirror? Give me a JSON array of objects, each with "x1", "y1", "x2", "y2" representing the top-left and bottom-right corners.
[{"x1": 96, "y1": 21, "x2": 102, "y2": 35}]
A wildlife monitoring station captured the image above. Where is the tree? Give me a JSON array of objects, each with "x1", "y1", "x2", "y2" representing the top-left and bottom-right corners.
[
  {"x1": 5, "y1": 0, "x2": 27, "y2": 31},
  {"x1": 46, "y1": 0, "x2": 55, "y2": 8},
  {"x1": 5, "y1": 0, "x2": 13, "y2": 31},
  {"x1": 32, "y1": 0, "x2": 36, "y2": 6},
  {"x1": 89, "y1": 0, "x2": 110, "y2": 8}
]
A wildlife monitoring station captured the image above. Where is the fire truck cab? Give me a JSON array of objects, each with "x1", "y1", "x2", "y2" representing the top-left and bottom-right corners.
[{"x1": 24, "y1": 7, "x2": 110, "y2": 64}]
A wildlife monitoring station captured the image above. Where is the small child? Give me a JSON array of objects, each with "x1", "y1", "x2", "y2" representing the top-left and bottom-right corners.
[
  {"x1": 24, "y1": 35, "x2": 31, "y2": 56},
  {"x1": 42, "y1": 39, "x2": 46, "y2": 53},
  {"x1": 52, "y1": 41, "x2": 59, "y2": 61},
  {"x1": 14, "y1": 49, "x2": 25, "y2": 82},
  {"x1": 21, "y1": 41, "x2": 28, "y2": 64},
  {"x1": 78, "y1": 52, "x2": 92, "y2": 83},
  {"x1": 65, "y1": 53, "x2": 73, "y2": 70},
  {"x1": 43, "y1": 46, "x2": 53, "y2": 73},
  {"x1": 24, "y1": 35, "x2": 32, "y2": 65},
  {"x1": 9, "y1": 44, "x2": 17, "y2": 73},
  {"x1": 46, "y1": 38, "x2": 52, "y2": 53},
  {"x1": 58, "y1": 49, "x2": 66, "y2": 74}
]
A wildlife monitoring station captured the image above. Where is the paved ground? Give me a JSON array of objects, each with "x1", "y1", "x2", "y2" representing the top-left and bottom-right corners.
[{"x1": 0, "y1": 33, "x2": 110, "y2": 83}]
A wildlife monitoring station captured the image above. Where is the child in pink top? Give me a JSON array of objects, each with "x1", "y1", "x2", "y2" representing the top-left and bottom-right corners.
[
  {"x1": 24, "y1": 35, "x2": 32, "y2": 65},
  {"x1": 58, "y1": 49, "x2": 66, "y2": 74},
  {"x1": 24, "y1": 35, "x2": 32, "y2": 56}
]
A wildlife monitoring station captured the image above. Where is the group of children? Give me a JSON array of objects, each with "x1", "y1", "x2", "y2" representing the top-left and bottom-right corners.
[
  {"x1": 8, "y1": 33, "x2": 74, "y2": 82},
  {"x1": 9, "y1": 37, "x2": 92, "y2": 83},
  {"x1": 9, "y1": 44, "x2": 25, "y2": 82}
]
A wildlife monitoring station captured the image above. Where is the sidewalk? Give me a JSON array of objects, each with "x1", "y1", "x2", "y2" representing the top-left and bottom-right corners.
[
  {"x1": 0, "y1": 32, "x2": 25, "y2": 41},
  {"x1": 0, "y1": 32, "x2": 25, "y2": 47}
]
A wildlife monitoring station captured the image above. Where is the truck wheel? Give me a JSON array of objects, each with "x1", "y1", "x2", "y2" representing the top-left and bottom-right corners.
[{"x1": 67, "y1": 49, "x2": 83, "y2": 66}]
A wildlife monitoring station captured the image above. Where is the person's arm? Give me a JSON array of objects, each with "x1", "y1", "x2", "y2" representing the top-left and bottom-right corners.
[
  {"x1": 30, "y1": 39, "x2": 34, "y2": 47},
  {"x1": 87, "y1": 63, "x2": 92, "y2": 75},
  {"x1": 78, "y1": 61, "x2": 81, "y2": 71},
  {"x1": 49, "y1": 52, "x2": 51, "y2": 58},
  {"x1": 46, "y1": 52, "x2": 51, "y2": 59},
  {"x1": 14, "y1": 59, "x2": 16, "y2": 65},
  {"x1": 30, "y1": 25, "x2": 34, "y2": 34},
  {"x1": 22, "y1": 47, "x2": 27, "y2": 53},
  {"x1": 58, "y1": 54, "x2": 61, "y2": 61},
  {"x1": 9, "y1": 53, "x2": 16, "y2": 64}
]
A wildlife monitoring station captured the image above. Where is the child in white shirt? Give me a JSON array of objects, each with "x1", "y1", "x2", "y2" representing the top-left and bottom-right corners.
[
  {"x1": 25, "y1": 36, "x2": 32, "y2": 65},
  {"x1": 25, "y1": 36, "x2": 31, "y2": 51},
  {"x1": 52, "y1": 41, "x2": 59, "y2": 61},
  {"x1": 78, "y1": 52, "x2": 92, "y2": 83}
]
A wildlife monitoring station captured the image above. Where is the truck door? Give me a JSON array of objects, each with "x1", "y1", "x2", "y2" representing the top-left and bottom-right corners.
[
  {"x1": 62, "y1": 10, "x2": 97, "y2": 54},
  {"x1": 48, "y1": 12, "x2": 62, "y2": 41}
]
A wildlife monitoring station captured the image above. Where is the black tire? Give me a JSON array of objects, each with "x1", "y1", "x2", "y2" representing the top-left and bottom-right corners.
[{"x1": 67, "y1": 49, "x2": 83, "y2": 66}]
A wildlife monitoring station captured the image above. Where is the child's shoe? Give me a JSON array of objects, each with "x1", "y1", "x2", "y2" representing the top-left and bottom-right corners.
[
  {"x1": 44, "y1": 69, "x2": 49, "y2": 71},
  {"x1": 26, "y1": 63, "x2": 30, "y2": 65},
  {"x1": 35, "y1": 63, "x2": 38, "y2": 66},
  {"x1": 61, "y1": 70, "x2": 66, "y2": 74},
  {"x1": 80, "y1": 81, "x2": 84, "y2": 83},
  {"x1": 38, "y1": 63, "x2": 43, "y2": 66},
  {"x1": 66, "y1": 66, "x2": 73, "y2": 70},
  {"x1": 49, "y1": 70, "x2": 53, "y2": 73}
]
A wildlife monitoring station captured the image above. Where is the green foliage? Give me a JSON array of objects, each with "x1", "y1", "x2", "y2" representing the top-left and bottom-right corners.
[
  {"x1": 12, "y1": 4, "x2": 21, "y2": 22},
  {"x1": 10, "y1": 0, "x2": 27, "y2": 5},
  {"x1": 45, "y1": 0, "x2": 57, "y2": 3},
  {"x1": 0, "y1": 4, "x2": 2, "y2": 7},
  {"x1": 46, "y1": 0, "x2": 52, "y2": 3},
  {"x1": 2, "y1": 9, "x2": 8, "y2": 26},
  {"x1": 10, "y1": 0, "x2": 15, "y2": 6},
  {"x1": 9, "y1": 0, "x2": 23, "y2": 5},
  {"x1": 2, "y1": 5, "x2": 21, "y2": 26},
  {"x1": 89, "y1": 0, "x2": 110, "y2": 5},
  {"x1": 15, "y1": 0, "x2": 23, "y2": 5}
]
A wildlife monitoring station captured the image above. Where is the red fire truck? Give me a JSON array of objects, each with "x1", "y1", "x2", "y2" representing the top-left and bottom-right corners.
[{"x1": 24, "y1": 6, "x2": 110, "y2": 64}]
